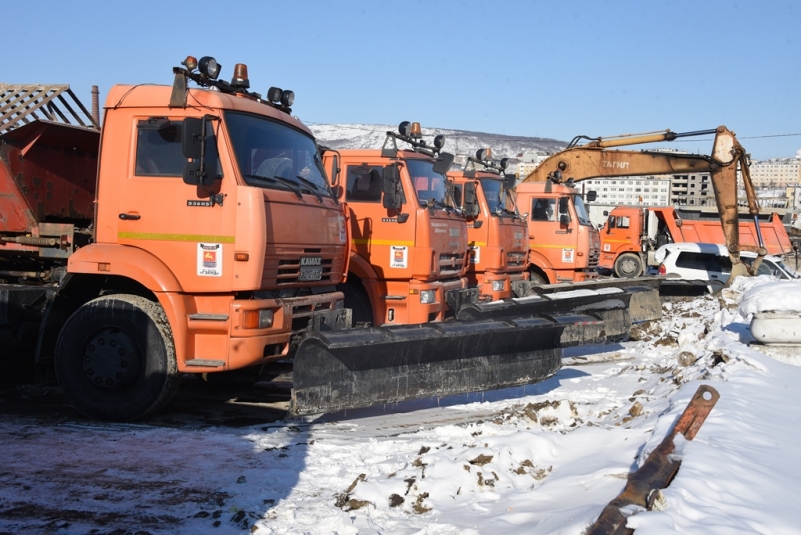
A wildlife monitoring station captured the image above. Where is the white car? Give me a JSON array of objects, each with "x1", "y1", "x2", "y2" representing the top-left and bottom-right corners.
[{"x1": 654, "y1": 242, "x2": 800, "y2": 293}]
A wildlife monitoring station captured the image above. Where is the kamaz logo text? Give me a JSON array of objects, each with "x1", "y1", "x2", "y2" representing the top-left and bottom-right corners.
[
  {"x1": 602, "y1": 161, "x2": 630, "y2": 169},
  {"x1": 301, "y1": 257, "x2": 322, "y2": 266}
]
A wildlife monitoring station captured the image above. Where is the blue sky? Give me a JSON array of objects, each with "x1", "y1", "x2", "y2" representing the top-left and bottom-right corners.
[{"x1": 4, "y1": 0, "x2": 799, "y2": 160}]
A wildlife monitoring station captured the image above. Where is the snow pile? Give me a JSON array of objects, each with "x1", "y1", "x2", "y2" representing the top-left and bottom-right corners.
[
  {"x1": 738, "y1": 278, "x2": 801, "y2": 317},
  {"x1": 3, "y1": 283, "x2": 801, "y2": 534}
]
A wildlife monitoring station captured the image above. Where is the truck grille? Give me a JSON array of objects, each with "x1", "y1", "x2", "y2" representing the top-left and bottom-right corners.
[
  {"x1": 506, "y1": 251, "x2": 526, "y2": 267},
  {"x1": 438, "y1": 253, "x2": 465, "y2": 276},
  {"x1": 264, "y1": 248, "x2": 339, "y2": 285},
  {"x1": 588, "y1": 250, "x2": 600, "y2": 268}
]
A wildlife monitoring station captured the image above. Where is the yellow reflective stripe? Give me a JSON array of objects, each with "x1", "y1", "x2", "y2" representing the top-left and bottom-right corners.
[
  {"x1": 468, "y1": 242, "x2": 487, "y2": 247},
  {"x1": 353, "y1": 239, "x2": 414, "y2": 246},
  {"x1": 532, "y1": 244, "x2": 575, "y2": 249},
  {"x1": 602, "y1": 239, "x2": 630, "y2": 244},
  {"x1": 118, "y1": 232, "x2": 236, "y2": 243}
]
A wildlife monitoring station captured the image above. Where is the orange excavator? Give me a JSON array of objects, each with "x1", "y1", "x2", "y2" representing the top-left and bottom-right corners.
[{"x1": 521, "y1": 126, "x2": 768, "y2": 279}]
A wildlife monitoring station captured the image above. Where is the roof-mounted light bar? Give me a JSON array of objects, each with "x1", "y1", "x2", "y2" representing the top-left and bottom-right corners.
[
  {"x1": 465, "y1": 147, "x2": 510, "y2": 175},
  {"x1": 382, "y1": 121, "x2": 446, "y2": 157},
  {"x1": 170, "y1": 55, "x2": 294, "y2": 114}
]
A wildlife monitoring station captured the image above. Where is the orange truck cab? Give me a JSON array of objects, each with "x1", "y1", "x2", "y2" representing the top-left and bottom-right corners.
[
  {"x1": 0, "y1": 56, "x2": 349, "y2": 420},
  {"x1": 448, "y1": 149, "x2": 529, "y2": 301},
  {"x1": 322, "y1": 122, "x2": 476, "y2": 326},
  {"x1": 515, "y1": 180, "x2": 600, "y2": 284},
  {"x1": 599, "y1": 205, "x2": 793, "y2": 278}
]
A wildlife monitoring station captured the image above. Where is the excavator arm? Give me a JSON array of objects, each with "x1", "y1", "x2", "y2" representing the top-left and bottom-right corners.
[{"x1": 522, "y1": 126, "x2": 767, "y2": 276}]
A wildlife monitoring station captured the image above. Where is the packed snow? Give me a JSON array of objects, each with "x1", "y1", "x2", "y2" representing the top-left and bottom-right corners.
[
  {"x1": 308, "y1": 123, "x2": 565, "y2": 157},
  {"x1": 2, "y1": 276, "x2": 801, "y2": 534}
]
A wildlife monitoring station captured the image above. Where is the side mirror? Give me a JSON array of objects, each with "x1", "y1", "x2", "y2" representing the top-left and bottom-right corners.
[
  {"x1": 182, "y1": 117, "x2": 217, "y2": 187},
  {"x1": 433, "y1": 152, "x2": 455, "y2": 174},
  {"x1": 463, "y1": 182, "x2": 480, "y2": 218},
  {"x1": 586, "y1": 190, "x2": 598, "y2": 202},
  {"x1": 560, "y1": 214, "x2": 570, "y2": 226},
  {"x1": 558, "y1": 197, "x2": 570, "y2": 214},
  {"x1": 382, "y1": 165, "x2": 402, "y2": 210},
  {"x1": 603, "y1": 210, "x2": 609, "y2": 216},
  {"x1": 330, "y1": 154, "x2": 340, "y2": 186},
  {"x1": 502, "y1": 174, "x2": 516, "y2": 190}
]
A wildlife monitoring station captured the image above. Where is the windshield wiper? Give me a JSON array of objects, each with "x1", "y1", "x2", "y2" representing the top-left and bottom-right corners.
[
  {"x1": 425, "y1": 198, "x2": 453, "y2": 212},
  {"x1": 295, "y1": 175, "x2": 325, "y2": 203},
  {"x1": 242, "y1": 174, "x2": 303, "y2": 200}
]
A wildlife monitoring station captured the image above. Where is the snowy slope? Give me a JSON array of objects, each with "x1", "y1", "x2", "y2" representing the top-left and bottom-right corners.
[
  {"x1": 2, "y1": 277, "x2": 801, "y2": 534},
  {"x1": 308, "y1": 123, "x2": 566, "y2": 158}
]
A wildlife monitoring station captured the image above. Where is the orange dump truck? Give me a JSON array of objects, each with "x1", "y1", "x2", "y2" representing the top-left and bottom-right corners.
[
  {"x1": 599, "y1": 206, "x2": 793, "y2": 277},
  {"x1": 514, "y1": 180, "x2": 600, "y2": 284},
  {"x1": 0, "y1": 60, "x2": 352, "y2": 420},
  {"x1": 321, "y1": 122, "x2": 476, "y2": 326},
  {"x1": 447, "y1": 149, "x2": 529, "y2": 301}
]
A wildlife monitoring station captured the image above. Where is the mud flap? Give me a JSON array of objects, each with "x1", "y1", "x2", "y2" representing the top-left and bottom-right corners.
[
  {"x1": 290, "y1": 317, "x2": 569, "y2": 416},
  {"x1": 458, "y1": 289, "x2": 632, "y2": 344}
]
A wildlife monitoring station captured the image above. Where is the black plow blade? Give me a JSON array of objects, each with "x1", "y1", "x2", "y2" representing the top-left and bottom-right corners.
[
  {"x1": 514, "y1": 276, "x2": 663, "y2": 324},
  {"x1": 459, "y1": 288, "x2": 631, "y2": 344},
  {"x1": 290, "y1": 316, "x2": 576, "y2": 416}
]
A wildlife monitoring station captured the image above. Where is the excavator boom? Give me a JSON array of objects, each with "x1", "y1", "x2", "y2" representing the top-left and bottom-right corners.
[{"x1": 523, "y1": 126, "x2": 766, "y2": 275}]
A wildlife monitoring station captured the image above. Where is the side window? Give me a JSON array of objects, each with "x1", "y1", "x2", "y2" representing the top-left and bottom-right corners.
[
  {"x1": 675, "y1": 252, "x2": 709, "y2": 271},
  {"x1": 345, "y1": 165, "x2": 383, "y2": 202},
  {"x1": 615, "y1": 216, "x2": 630, "y2": 229},
  {"x1": 531, "y1": 198, "x2": 556, "y2": 222},
  {"x1": 135, "y1": 120, "x2": 219, "y2": 178},
  {"x1": 135, "y1": 120, "x2": 185, "y2": 177},
  {"x1": 452, "y1": 184, "x2": 463, "y2": 208}
]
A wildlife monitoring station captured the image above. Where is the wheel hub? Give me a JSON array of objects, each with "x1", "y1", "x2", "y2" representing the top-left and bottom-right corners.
[{"x1": 82, "y1": 328, "x2": 141, "y2": 391}]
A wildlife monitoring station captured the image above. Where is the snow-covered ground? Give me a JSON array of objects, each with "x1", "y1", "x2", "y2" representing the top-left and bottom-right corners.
[{"x1": 2, "y1": 277, "x2": 801, "y2": 534}]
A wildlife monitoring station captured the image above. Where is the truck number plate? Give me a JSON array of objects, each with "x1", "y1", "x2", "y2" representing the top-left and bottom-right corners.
[{"x1": 299, "y1": 266, "x2": 323, "y2": 281}]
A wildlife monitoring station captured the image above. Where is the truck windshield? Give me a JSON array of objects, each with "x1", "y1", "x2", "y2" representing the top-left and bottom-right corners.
[
  {"x1": 479, "y1": 178, "x2": 507, "y2": 214},
  {"x1": 573, "y1": 194, "x2": 593, "y2": 226},
  {"x1": 224, "y1": 111, "x2": 330, "y2": 196},
  {"x1": 406, "y1": 159, "x2": 451, "y2": 208}
]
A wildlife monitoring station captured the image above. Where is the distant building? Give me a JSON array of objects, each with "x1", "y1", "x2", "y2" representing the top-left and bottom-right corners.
[
  {"x1": 516, "y1": 150, "x2": 550, "y2": 179},
  {"x1": 581, "y1": 176, "x2": 671, "y2": 206},
  {"x1": 748, "y1": 158, "x2": 801, "y2": 188}
]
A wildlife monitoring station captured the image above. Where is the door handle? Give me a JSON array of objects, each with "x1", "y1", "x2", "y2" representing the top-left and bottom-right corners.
[{"x1": 119, "y1": 213, "x2": 141, "y2": 221}]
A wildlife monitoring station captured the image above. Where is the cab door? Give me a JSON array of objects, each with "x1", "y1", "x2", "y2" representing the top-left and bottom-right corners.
[{"x1": 115, "y1": 116, "x2": 237, "y2": 293}]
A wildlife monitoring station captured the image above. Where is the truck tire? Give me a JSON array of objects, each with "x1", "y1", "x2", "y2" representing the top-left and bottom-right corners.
[
  {"x1": 528, "y1": 272, "x2": 547, "y2": 285},
  {"x1": 54, "y1": 294, "x2": 180, "y2": 421},
  {"x1": 339, "y1": 282, "x2": 374, "y2": 327},
  {"x1": 614, "y1": 253, "x2": 644, "y2": 278}
]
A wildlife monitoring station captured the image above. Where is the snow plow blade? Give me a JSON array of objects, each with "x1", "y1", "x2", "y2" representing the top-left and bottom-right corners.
[
  {"x1": 514, "y1": 277, "x2": 663, "y2": 324},
  {"x1": 456, "y1": 289, "x2": 632, "y2": 345},
  {"x1": 290, "y1": 315, "x2": 581, "y2": 416}
]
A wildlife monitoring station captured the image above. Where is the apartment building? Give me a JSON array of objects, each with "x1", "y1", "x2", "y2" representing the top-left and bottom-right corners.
[{"x1": 580, "y1": 176, "x2": 671, "y2": 206}]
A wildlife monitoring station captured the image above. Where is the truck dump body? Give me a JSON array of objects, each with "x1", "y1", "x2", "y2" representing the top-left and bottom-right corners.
[{"x1": 599, "y1": 206, "x2": 793, "y2": 276}]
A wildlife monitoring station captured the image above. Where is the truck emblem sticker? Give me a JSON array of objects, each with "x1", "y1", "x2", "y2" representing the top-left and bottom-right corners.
[
  {"x1": 514, "y1": 232, "x2": 524, "y2": 240},
  {"x1": 469, "y1": 246, "x2": 481, "y2": 264},
  {"x1": 390, "y1": 246, "x2": 408, "y2": 268},
  {"x1": 562, "y1": 248, "x2": 575, "y2": 263},
  {"x1": 187, "y1": 200, "x2": 214, "y2": 207},
  {"x1": 449, "y1": 228, "x2": 460, "y2": 237},
  {"x1": 198, "y1": 243, "x2": 223, "y2": 277},
  {"x1": 604, "y1": 243, "x2": 611, "y2": 252}
]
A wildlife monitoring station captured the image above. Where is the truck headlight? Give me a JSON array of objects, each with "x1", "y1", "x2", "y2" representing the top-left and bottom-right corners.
[
  {"x1": 492, "y1": 280, "x2": 505, "y2": 292},
  {"x1": 243, "y1": 309, "x2": 274, "y2": 329},
  {"x1": 419, "y1": 290, "x2": 437, "y2": 304}
]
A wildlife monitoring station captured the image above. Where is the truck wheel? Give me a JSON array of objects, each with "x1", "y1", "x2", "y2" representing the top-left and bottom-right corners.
[
  {"x1": 614, "y1": 253, "x2": 644, "y2": 278},
  {"x1": 54, "y1": 294, "x2": 180, "y2": 421},
  {"x1": 339, "y1": 282, "x2": 374, "y2": 327},
  {"x1": 528, "y1": 272, "x2": 547, "y2": 285}
]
